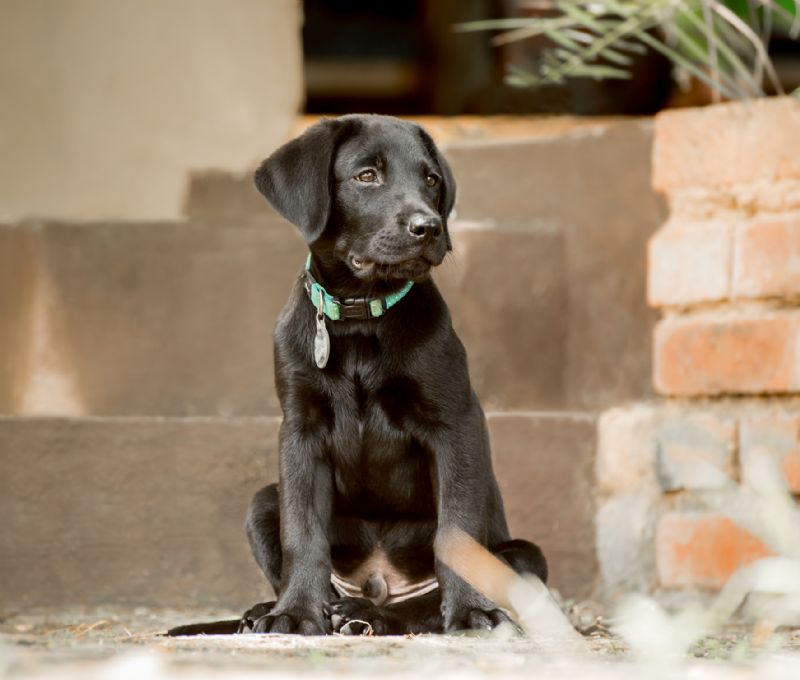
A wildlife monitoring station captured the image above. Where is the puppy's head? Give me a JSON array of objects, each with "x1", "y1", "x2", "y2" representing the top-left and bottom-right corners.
[{"x1": 254, "y1": 114, "x2": 455, "y2": 282}]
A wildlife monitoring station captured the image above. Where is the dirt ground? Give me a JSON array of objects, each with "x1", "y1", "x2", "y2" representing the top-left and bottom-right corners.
[{"x1": 1, "y1": 606, "x2": 800, "y2": 680}]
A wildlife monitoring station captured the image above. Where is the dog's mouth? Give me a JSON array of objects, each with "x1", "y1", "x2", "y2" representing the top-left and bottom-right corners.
[{"x1": 350, "y1": 254, "x2": 436, "y2": 281}]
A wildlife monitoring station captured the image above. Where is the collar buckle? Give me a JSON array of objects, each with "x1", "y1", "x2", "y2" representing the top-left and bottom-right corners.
[
  {"x1": 303, "y1": 254, "x2": 409, "y2": 322},
  {"x1": 340, "y1": 297, "x2": 372, "y2": 320}
]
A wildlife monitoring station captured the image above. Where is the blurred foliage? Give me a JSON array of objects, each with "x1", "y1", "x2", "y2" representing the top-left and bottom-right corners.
[{"x1": 457, "y1": 1, "x2": 800, "y2": 100}]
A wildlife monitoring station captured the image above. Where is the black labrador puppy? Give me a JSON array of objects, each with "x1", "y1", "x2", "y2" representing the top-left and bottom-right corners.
[{"x1": 170, "y1": 114, "x2": 547, "y2": 637}]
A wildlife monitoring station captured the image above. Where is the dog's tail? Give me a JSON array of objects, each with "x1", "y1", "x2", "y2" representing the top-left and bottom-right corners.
[{"x1": 166, "y1": 619, "x2": 241, "y2": 636}]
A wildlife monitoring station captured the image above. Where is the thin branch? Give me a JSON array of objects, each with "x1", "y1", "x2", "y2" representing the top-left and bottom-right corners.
[
  {"x1": 636, "y1": 29, "x2": 744, "y2": 100},
  {"x1": 709, "y1": 0, "x2": 784, "y2": 94},
  {"x1": 539, "y1": 5, "x2": 661, "y2": 84},
  {"x1": 490, "y1": 17, "x2": 580, "y2": 46},
  {"x1": 757, "y1": 0, "x2": 800, "y2": 39},
  {"x1": 679, "y1": 4, "x2": 765, "y2": 96},
  {"x1": 453, "y1": 18, "x2": 562, "y2": 32},
  {"x1": 758, "y1": 1, "x2": 773, "y2": 87},
  {"x1": 702, "y1": 1, "x2": 722, "y2": 103}
]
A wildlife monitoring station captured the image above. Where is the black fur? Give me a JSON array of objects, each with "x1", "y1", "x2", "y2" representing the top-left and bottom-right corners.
[{"x1": 168, "y1": 115, "x2": 546, "y2": 637}]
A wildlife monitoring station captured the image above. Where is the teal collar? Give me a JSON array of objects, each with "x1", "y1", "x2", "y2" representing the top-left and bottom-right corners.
[{"x1": 304, "y1": 254, "x2": 413, "y2": 321}]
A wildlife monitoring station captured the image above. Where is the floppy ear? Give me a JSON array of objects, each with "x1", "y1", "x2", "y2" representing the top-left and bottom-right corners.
[
  {"x1": 418, "y1": 128, "x2": 456, "y2": 222},
  {"x1": 254, "y1": 119, "x2": 346, "y2": 243}
]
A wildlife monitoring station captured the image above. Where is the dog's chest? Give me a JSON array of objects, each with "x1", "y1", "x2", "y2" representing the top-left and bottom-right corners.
[{"x1": 323, "y1": 348, "x2": 436, "y2": 516}]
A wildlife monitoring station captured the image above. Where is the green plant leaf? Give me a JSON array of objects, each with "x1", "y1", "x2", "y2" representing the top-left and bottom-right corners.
[
  {"x1": 675, "y1": 5, "x2": 764, "y2": 96},
  {"x1": 469, "y1": 0, "x2": 794, "y2": 101},
  {"x1": 636, "y1": 28, "x2": 745, "y2": 100},
  {"x1": 454, "y1": 18, "x2": 559, "y2": 32}
]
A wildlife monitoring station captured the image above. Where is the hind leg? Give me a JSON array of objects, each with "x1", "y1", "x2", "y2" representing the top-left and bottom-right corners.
[
  {"x1": 239, "y1": 483, "x2": 282, "y2": 632},
  {"x1": 245, "y1": 483, "x2": 283, "y2": 589},
  {"x1": 492, "y1": 538, "x2": 548, "y2": 584}
]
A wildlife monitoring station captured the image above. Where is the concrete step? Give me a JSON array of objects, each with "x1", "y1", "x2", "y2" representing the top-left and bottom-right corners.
[
  {"x1": 437, "y1": 224, "x2": 566, "y2": 411},
  {"x1": 0, "y1": 217, "x2": 568, "y2": 416},
  {"x1": 0, "y1": 415, "x2": 279, "y2": 612},
  {"x1": 2, "y1": 119, "x2": 662, "y2": 417},
  {"x1": 0, "y1": 411, "x2": 596, "y2": 610},
  {"x1": 1, "y1": 217, "x2": 305, "y2": 417},
  {"x1": 445, "y1": 119, "x2": 666, "y2": 410},
  {"x1": 178, "y1": 117, "x2": 665, "y2": 413},
  {"x1": 489, "y1": 411, "x2": 598, "y2": 600}
]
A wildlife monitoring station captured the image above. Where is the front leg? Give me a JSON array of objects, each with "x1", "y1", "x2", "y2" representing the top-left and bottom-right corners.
[
  {"x1": 252, "y1": 421, "x2": 333, "y2": 635},
  {"x1": 431, "y1": 408, "x2": 517, "y2": 633}
]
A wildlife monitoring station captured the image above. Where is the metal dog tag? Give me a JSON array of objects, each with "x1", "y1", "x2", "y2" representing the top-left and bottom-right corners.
[{"x1": 314, "y1": 303, "x2": 330, "y2": 369}]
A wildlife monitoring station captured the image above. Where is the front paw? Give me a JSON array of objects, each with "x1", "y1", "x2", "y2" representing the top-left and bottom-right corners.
[
  {"x1": 243, "y1": 601, "x2": 328, "y2": 635},
  {"x1": 325, "y1": 597, "x2": 388, "y2": 636}
]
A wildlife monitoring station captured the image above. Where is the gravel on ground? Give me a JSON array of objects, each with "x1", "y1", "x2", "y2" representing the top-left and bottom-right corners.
[{"x1": 1, "y1": 606, "x2": 799, "y2": 680}]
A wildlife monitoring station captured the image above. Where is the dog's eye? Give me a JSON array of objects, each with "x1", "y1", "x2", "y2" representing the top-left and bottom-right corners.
[
  {"x1": 425, "y1": 174, "x2": 439, "y2": 187},
  {"x1": 356, "y1": 170, "x2": 377, "y2": 183}
]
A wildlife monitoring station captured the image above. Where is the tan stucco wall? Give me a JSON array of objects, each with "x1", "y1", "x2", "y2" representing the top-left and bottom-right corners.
[{"x1": 0, "y1": 0, "x2": 303, "y2": 221}]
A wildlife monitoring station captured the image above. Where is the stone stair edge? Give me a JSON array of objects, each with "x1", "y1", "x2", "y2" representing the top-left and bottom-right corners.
[
  {"x1": 0, "y1": 411, "x2": 597, "y2": 423},
  {"x1": 0, "y1": 216, "x2": 554, "y2": 234},
  {"x1": 0, "y1": 414, "x2": 281, "y2": 424},
  {"x1": 184, "y1": 116, "x2": 654, "y2": 185},
  {"x1": 0, "y1": 215, "x2": 290, "y2": 230},
  {"x1": 486, "y1": 410, "x2": 597, "y2": 421},
  {"x1": 440, "y1": 117, "x2": 654, "y2": 151},
  {"x1": 290, "y1": 113, "x2": 647, "y2": 147}
]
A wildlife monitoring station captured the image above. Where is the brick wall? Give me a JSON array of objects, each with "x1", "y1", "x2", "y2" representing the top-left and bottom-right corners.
[{"x1": 596, "y1": 97, "x2": 800, "y2": 599}]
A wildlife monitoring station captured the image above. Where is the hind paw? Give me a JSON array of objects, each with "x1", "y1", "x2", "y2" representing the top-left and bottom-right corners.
[
  {"x1": 325, "y1": 597, "x2": 389, "y2": 636},
  {"x1": 238, "y1": 601, "x2": 276, "y2": 633}
]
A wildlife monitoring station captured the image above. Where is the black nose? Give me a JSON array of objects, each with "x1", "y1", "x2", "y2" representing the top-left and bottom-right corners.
[{"x1": 408, "y1": 215, "x2": 443, "y2": 240}]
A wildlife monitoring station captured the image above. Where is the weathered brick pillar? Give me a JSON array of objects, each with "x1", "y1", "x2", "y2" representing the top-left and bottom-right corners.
[{"x1": 596, "y1": 97, "x2": 800, "y2": 599}]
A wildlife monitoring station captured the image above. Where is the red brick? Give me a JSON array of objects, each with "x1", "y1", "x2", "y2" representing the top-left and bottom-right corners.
[
  {"x1": 654, "y1": 312, "x2": 800, "y2": 396},
  {"x1": 787, "y1": 455, "x2": 800, "y2": 492},
  {"x1": 653, "y1": 97, "x2": 800, "y2": 193},
  {"x1": 648, "y1": 220, "x2": 731, "y2": 307},
  {"x1": 656, "y1": 513, "x2": 775, "y2": 589},
  {"x1": 740, "y1": 412, "x2": 800, "y2": 494},
  {"x1": 734, "y1": 214, "x2": 800, "y2": 299}
]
